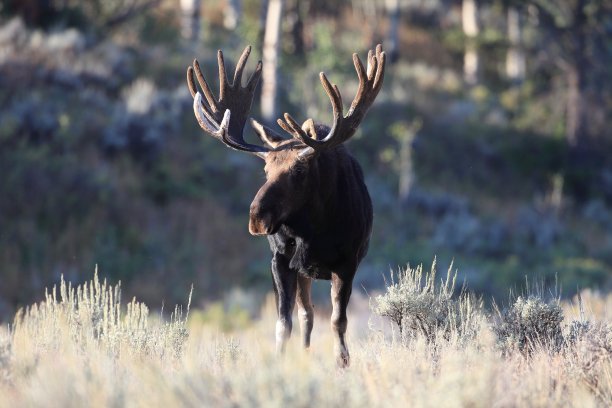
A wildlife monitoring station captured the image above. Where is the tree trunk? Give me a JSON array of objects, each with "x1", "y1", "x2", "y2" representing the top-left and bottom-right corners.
[
  {"x1": 398, "y1": 131, "x2": 415, "y2": 204},
  {"x1": 564, "y1": 0, "x2": 588, "y2": 147},
  {"x1": 258, "y1": 0, "x2": 269, "y2": 48},
  {"x1": 505, "y1": 6, "x2": 525, "y2": 82},
  {"x1": 462, "y1": 0, "x2": 479, "y2": 84},
  {"x1": 180, "y1": 0, "x2": 201, "y2": 41},
  {"x1": 287, "y1": 0, "x2": 305, "y2": 57},
  {"x1": 398, "y1": 120, "x2": 421, "y2": 204},
  {"x1": 261, "y1": 0, "x2": 283, "y2": 122},
  {"x1": 461, "y1": 0, "x2": 479, "y2": 37},
  {"x1": 565, "y1": 64, "x2": 586, "y2": 147},
  {"x1": 223, "y1": 0, "x2": 241, "y2": 30},
  {"x1": 385, "y1": 0, "x2": 400, "y2": 64},
  {"x1": 7, "y1": 0, "x2": 55, "y2": 27}
]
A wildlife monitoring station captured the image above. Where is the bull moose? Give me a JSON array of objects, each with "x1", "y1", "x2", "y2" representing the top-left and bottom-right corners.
[{"x1": 186, "y1": 44, "x2": 385, "y2": 367}]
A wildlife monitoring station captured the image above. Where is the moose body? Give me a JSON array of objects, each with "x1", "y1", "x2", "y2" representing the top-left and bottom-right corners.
[
  {"x1": 261, "y1": 140, "x2": 373, "y2": 367},
  {"x1": 261, "y1": 141, "x2": 372, "y2": 281},
  {"x1": 186, "y1": 45, "x2": 384, "y2": 367}
]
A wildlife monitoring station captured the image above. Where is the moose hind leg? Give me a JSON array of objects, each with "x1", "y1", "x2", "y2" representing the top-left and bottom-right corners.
[
  {"x1": 296, "y1": 274, "x2": 314, "y2": 349},
  {"x1": 271, "y1": 253, "x2": 297, "y2": 353},
  {"x1": 330, "y1": 273, "x2": 353, "y2": 368}
]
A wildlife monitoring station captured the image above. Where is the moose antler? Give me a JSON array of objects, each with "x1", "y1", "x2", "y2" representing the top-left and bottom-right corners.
[
  {"x1": 187, "y1": 46, "x2": 269, "y2": 158},
  {"x1": 277, "y1": 44, "x2": 386, "y2": 157}
]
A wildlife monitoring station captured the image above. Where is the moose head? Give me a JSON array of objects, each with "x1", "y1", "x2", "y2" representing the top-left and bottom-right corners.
[{"x1": 186, "y1": 45, "x2": 385, "y2": 367}]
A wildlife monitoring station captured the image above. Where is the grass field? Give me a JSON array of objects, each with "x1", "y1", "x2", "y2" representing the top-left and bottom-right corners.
[{"x1": 0, "y1": 269, "x2": 610, "y2": 407}]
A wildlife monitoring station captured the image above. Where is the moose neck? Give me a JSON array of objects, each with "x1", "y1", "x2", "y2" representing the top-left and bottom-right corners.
[{"x1": 301, "y1": 146, "x2": 357, "y2": 230}]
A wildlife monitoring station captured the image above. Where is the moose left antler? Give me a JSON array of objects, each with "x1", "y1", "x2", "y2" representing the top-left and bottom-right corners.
[
  {"x1": 277, "y1": 44, "x2": 386, "y2": 156},
  {"x1": 186, "y1": 45, "x2": 385, "y2": 368}
]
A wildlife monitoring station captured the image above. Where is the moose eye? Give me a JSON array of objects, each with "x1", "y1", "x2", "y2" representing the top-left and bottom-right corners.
[{"x1": 287, "y1": 239, "x2": 296, "y2": 247}]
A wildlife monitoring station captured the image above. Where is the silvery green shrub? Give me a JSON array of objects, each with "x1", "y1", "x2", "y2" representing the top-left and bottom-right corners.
[
  {"x1": 372, "y1": 260, "x2": 480, "y2": 344},
  {"x1": 494, "y1": 295, "x2": 564, "y2": 354}
]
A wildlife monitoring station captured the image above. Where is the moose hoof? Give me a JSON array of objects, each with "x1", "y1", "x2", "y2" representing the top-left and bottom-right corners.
[{"x1": 335, "y1": 346, "x2": 350, "y2": 368}]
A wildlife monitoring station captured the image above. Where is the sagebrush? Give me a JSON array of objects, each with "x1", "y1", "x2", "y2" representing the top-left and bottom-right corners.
[{"x1": 0, "y1": 270, "x2": 610, "y2": 407}]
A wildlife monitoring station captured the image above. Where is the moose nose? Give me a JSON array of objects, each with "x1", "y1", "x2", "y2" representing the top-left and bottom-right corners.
[{"x1": 249, "y1": 199, "x2": 273, "y2": 236}]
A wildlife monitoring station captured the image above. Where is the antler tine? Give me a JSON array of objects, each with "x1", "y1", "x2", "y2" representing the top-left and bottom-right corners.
[
  {"x1": 283, "y1": 113, "x2": 320, "y2": 149},
  {"x1": 316, "y1": 73, "x2": 343, "y2": 145},
  {"x1": 192, "y1": 59, "x2": 218, "y2": 110},
  {"x1": 373, "y1": 45, "x2": 386, "y2": 92},
  {"x1": 367, "y1": 49, "x2": 379, "y2": 80},
  {"x1": 352, "y1": 53, "x2": 368, "y2": 86},
  {"x1": 189, "y1": 67, "x2": 220, "y2": 126},
  {"x1": 277, "y1": 117, "x2": 294, "y2": 135},
  {"x1": 246, "y1": 60, "x2": 263, "y2": 92},
  {"x1": 233, "y1": 46, "x2": 251, "y2": 87},
  {"x1": 193, "y1": 93, "x2": 221, "y2": 137},
  {"x1": 319, "y1": 73, "x2": 344, "y2": 121},
  {"x1": 187, "y1": 66, "x2": 197, "y2": 98},
  {"x1": 217, "y1": 50, "x2": 229, "y2": 101},
  {"x1": 277, "y1": 114, "x2": 309, "y2": 145},
  {"x1": 349, "y1": 53, "x2": 369, "y2": 112}
]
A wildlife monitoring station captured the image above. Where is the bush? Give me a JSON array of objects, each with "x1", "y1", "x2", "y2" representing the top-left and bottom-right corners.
[
  {"x1": 371, "y1": 259, "x2": 481, "y2": 344},
  {"x1": 493, "y1": 295, "x2": 564, "y2": 354},
  {"x1": 11, "y1": 268, "x2": 191, "y2": 360},
  {"x1": 0, "y1": 329, "x2": 9, "y2": 383}
]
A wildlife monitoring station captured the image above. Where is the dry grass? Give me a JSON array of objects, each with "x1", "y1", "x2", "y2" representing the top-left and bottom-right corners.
[{"x1": 0, "y1": 270, "x2": 610, "y2": 408}]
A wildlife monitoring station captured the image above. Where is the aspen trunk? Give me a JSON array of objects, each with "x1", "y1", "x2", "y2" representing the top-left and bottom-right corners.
[
  {"x1": 180, "y1": 0, "x2": 201, "y2": 41},
  {"x1": 565, "y1": 0, "x2": 588, "y2": 146},
  {"x1": 398, "y1": 120, "x2": 421, "y2": 204},
  {"x1": 287, "y1": 0, "x2": 304, "y2": 56},
  {"x1": 398, "y1": 132, "x2": 415, "y2": 204},
  {"x1": 505, "y1": 7, "x2": 525, "y2": 81},
  {"x1": 566, "y1": 64, "x2": 586, "y2": 147},
  {"x1": 261, "y1": 0, "x2": 283, "y2": 122},
  {"x1": 223, "y1": 0, "x2": 241, "y2": 30},
  {"x1": 462, "y1": 0, "x2": 479, "y2": 84},
  {"x1": 385, "y1": 0, "x2": 400, "y2": 64}
]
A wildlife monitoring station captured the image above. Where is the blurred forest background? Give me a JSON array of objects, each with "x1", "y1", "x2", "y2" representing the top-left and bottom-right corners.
[{"x1": 0, "y1": 0, "x2": 611, "y2": 320}]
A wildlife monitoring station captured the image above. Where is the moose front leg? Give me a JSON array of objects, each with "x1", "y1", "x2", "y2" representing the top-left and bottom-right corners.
[
  {"x1": 330, "y1": 272, "x2": 354, "y2": 368},
  {"x1": 296, "y1": 274, "x2": 314, "y2": 349},
  {"x1": 271, "y1": 253, "x2": 297, "y2": 353}
]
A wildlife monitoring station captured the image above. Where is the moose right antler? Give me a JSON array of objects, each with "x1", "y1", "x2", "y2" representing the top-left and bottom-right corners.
[
  {"x1": 277, "y1": 44, "x2": 386, "y2": 157},
  {"x1": 186, "y1": 46, "x2": 269, "y2": 158}
]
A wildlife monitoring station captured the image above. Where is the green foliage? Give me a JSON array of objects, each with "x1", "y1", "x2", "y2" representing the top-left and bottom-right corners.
[{"x1": 190, "y1": 303, "x2": 252, "y2": 332}]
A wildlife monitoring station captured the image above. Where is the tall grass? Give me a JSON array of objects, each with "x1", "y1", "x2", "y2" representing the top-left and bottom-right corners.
[
  {"x1": 11, "y1": 267, "x2": 191, "y2": 361},
  {"x1": 0, "y1": 267, "x2": 610, "y2": 407}
]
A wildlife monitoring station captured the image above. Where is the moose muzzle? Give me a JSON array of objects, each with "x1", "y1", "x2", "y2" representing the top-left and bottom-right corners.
[{"x1": 249, "y1": 200, "x2": 280, "y2": 236}]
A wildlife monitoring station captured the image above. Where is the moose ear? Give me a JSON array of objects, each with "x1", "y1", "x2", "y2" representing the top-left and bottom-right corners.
[{"x1": 251, "y1": 119, "x2": 286, "y2": 148}]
